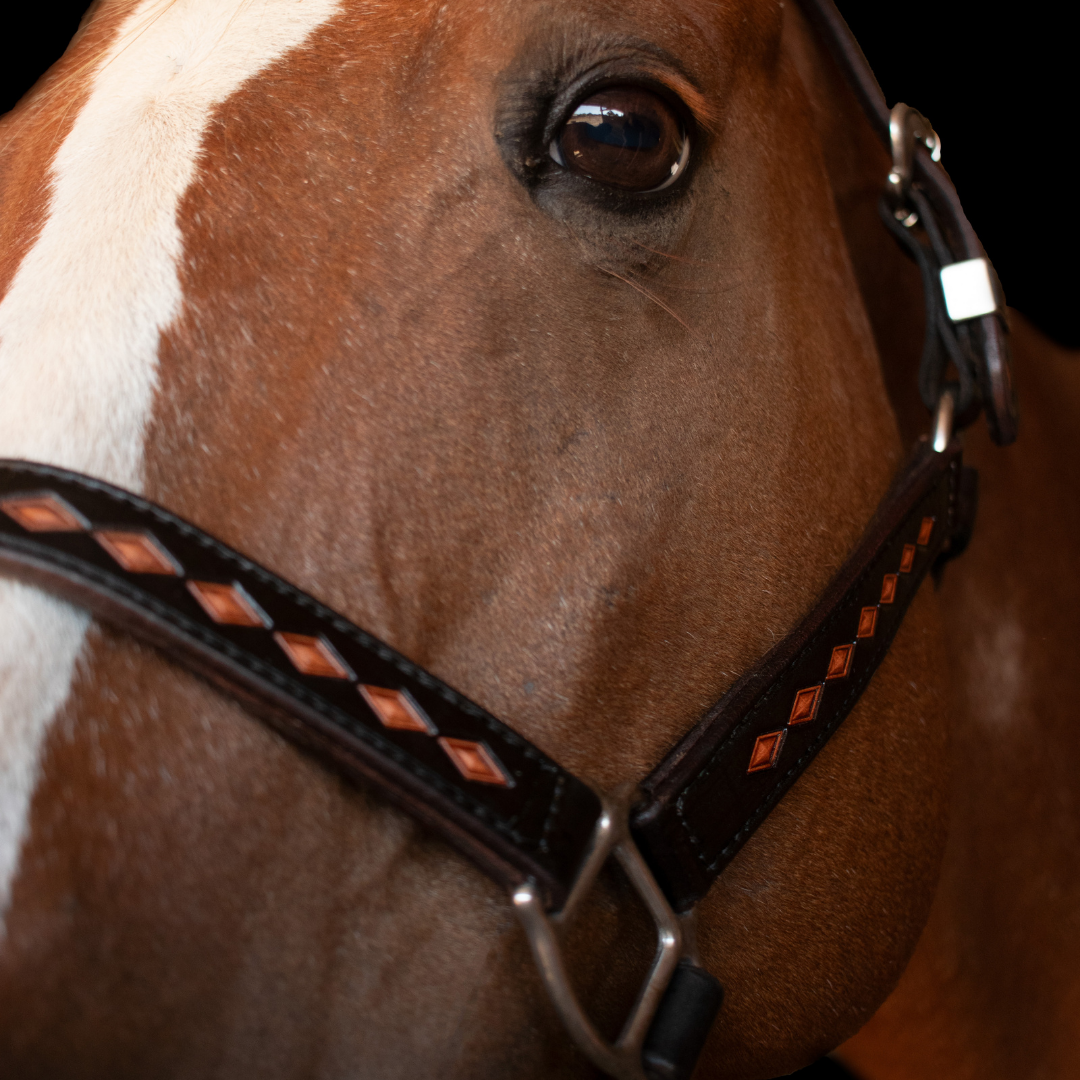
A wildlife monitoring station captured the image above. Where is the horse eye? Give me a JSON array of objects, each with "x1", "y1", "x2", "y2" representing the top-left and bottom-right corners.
[{"x1": 550, "y1": 86, "x2": 690, "y2": 192}]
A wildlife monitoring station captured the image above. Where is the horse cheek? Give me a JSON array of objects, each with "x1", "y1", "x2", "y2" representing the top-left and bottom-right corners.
[{"x1": 688, "y1": 581, "x2": 951, "y2": 1078}]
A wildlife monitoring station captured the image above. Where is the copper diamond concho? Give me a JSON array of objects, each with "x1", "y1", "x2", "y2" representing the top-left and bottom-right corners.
[
  {"x1": 187, "y1": 580, "x2": 271, "y2": 628},
  {"x1": 880, "y1": 574, "x2": 898, "y2": 604},
  {"x1": 437, "y1": 737, "x2": 511, "y2": 786},
  {"x1": 747, "y1": 730, "x2": 786, "y2": 773},
  {"x1": 899, "y1": 543, "x2": 917, "y2": 573},
  {"x1": 825, "y1": 643, "x2": 855, "y2": 680},
  {"x1": 360, "y1": 685, "x2": 436, "y2": 734},
  {"x1": 93, "y1": 530, "x2": 180, "y2": 575},
  {"x1": 0, "y1": 492, "x2": 88, "y2": 532},
  {"x1": 788, "y1": 684, "x2": 823, "y2": 725},
  {"x1": 273, "y1": 632, "x2": 353, "y2": 679}
]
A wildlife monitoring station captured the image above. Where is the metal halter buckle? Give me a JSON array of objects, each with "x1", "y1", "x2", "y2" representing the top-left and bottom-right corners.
[
  {"x1": 887, "y1": 101, "x2": 941, "y2": 205},
  {"x1": 512, "y1": 785, "x2": 683, "y2": 1080}
]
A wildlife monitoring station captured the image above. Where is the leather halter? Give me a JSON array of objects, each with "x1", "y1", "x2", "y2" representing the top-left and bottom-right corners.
[{"x1": 0, "y1": 2, "x2": 1012, "y2": 1077}]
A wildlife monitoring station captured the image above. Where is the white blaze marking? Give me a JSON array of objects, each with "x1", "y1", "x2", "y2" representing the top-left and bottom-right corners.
[{"x1": 0, "y1": 0, "x2": 340, "y2": 928}]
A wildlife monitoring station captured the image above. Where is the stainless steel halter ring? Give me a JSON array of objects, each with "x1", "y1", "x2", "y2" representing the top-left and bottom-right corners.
[{"x1": 512, "y1": 785, "x2": 683, "y2": 1080}]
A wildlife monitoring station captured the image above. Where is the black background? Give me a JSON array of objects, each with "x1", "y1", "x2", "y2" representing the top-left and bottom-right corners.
[{"x1": 1, "y1": 2, "x2": 1074, "y2": 345}]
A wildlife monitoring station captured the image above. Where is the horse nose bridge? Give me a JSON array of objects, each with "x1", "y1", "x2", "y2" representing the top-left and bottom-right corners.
[{"x1": 398, "y1": 472, "x2": 734, "y2": 785}]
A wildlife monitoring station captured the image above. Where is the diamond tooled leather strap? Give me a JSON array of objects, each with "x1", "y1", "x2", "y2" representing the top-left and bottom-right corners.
[
  {"x1": 631, "y1": 438, "x2": 967, "y2": 912},
  {"x1": 0, "y1": 443, "x2": 968, "y2": 920},
  {"x1": 0, "y1": 460, "x2": 601, "y2": 911}
]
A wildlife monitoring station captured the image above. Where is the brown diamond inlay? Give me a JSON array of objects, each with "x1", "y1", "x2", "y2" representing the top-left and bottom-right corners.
[
  {"x1": 187, "y1": 580, "x2": 270, "y2": 628},
  {"x1": 438, "y1": 737, "x2": 510, "y2": 786},
  {"x1": 789, "y1": 685, "x2": 823, "y2": 725},
  {"x1": 0, "y1": 492, "x2": 88, "y2": 532},
  {"x1": 880, "y1": 573, "x2": 898, "y2": 604},
  {"x1": 273, "y1": 632, "x2": 353, "y2": 679},
  {"x1": 93, "y1": 530, "x2": 180, "y2": 575},
  {"x1": 360, "y1": 685, "x2": 435, "y2": 734},
  {"x1": 748, "y1": 730, "x2": 786, "y2": 773},
  {"x1": 917, "y1": 517, "x2": 935, "y2": 546},
  {"x1": 825, "y1": 643, "x2": 855, "y2": 680},
  {"x1": 857, "y1": 605, "x2": 878, "y2": 639},
  {"x1": 899, "y1": 543, "x2": 917, "y2": 573}
]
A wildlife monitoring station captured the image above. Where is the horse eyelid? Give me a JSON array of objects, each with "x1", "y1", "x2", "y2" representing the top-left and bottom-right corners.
[{"x1": 648, "y1": 73, "x2": 717, "y2": 134}]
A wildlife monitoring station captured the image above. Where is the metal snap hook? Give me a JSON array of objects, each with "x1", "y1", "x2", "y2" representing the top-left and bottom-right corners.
[{"x1": 887, "y1": 102, "x2": 942, "y2": 201}]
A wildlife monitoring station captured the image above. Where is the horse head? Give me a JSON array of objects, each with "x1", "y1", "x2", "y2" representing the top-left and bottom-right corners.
[{"x1": 0, "y1": 1, "x2": 960, "y2": 1075}]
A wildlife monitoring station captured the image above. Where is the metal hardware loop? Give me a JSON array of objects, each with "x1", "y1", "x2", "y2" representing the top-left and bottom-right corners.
[
  {"x1": 512, "y1": 785, "x2": 683, "y2": 1080},
  {"x1": 887, "y1": 102, "x2": 941, "y2": 202},
  {"x1": 933, "y1": 388, "x2": 956, "y2": 453}
]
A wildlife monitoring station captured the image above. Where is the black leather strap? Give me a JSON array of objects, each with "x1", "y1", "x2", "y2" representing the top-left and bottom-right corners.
[
  {"x1": 632, "y1": 438, "x2": 966, "y2": 911},
  {"x1": 797, "y1": 0, "x2": 1018, "y2": 446},
  {"x1": 0, "y1": 460, "x2": 601, "y2": 911}
]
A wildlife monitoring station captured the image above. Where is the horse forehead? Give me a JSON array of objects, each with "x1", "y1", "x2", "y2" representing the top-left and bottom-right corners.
[
  {"x1": 0, "y1": 0, "x2": 342, "y2": 932},
  {"x1": 154, "y1": 0, "x2": 780, "y2": 327}
]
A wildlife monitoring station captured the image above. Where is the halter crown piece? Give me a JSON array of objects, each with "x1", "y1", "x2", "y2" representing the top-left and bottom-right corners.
[{"x1": 0, "y1": 2, "x2": 1012, "y2": 1077}]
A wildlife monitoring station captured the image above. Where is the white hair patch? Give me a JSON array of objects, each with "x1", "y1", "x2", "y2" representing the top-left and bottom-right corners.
[{"x1": 0, "y1": 0, "x2": 340, "y2": 929}]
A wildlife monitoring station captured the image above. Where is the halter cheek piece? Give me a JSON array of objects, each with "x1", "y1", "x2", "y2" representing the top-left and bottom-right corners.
[{"x1": 0, "y1": 1, "x2": 1013, "y2": 1077}]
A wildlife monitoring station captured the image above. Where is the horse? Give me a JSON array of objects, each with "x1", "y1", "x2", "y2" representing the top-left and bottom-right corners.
[{"x1": 0, "y1": 0, "x2": 1075, "y2": 1077}]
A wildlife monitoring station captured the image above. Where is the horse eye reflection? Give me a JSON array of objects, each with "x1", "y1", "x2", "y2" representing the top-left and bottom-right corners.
[{"x1": 549, "y1": 87, "x2": 689, "y2": 192}]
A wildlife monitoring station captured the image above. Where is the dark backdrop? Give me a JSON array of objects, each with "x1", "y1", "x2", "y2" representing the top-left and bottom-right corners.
[{"x1": 1, "y1": 3, "x2": 1073, "y2": 345}]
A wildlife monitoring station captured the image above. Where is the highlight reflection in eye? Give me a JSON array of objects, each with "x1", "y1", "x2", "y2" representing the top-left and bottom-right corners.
[{"x1": 549, "y1": 87, "x2": 690, "y2": 192}]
